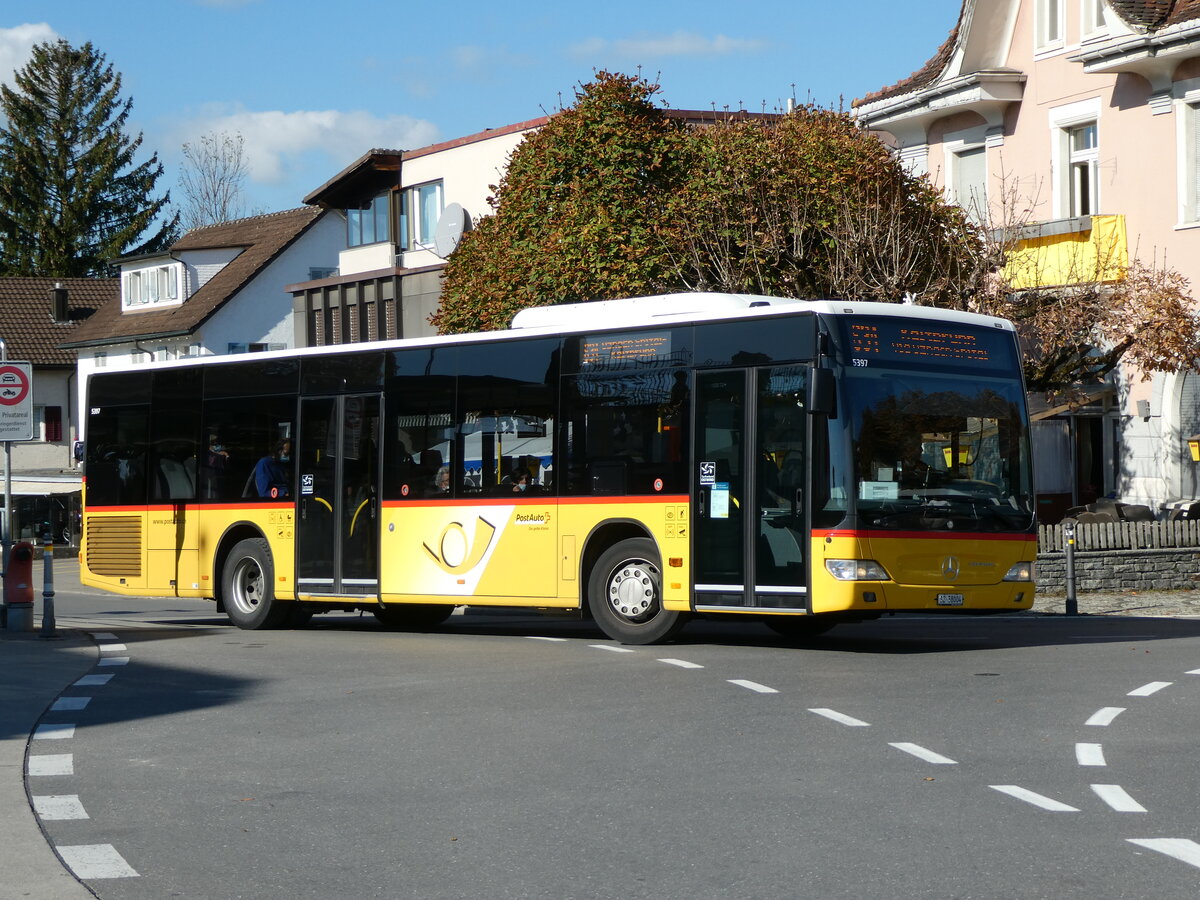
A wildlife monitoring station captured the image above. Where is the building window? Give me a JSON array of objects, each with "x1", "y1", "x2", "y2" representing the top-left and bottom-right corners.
[
  {"x1": 42, "y1": 406, "x2": 62, "y2": 442},
  {"x1": 1082, "y1": 0, "x2": 1106, "y2": 35},
  {"x1": 123, "y1": 264, "x2": 180, "y2": 309},
  {"x1": 94, "y1": 352, "x2": 107, "y2": 369},
  {"x1": 346, "y1": 192, "x2": 390, "y2": 247},
  {"x1": 1069, "y1": 123, "x2": 1099, "y2": 217},
  {"x1": 1036, "y1": 0, "x2": 1063, "y2": 49},
  {"x1": 131, "y1": 349, "x2": 148, "y2": 364},
  {"x1": 397, "y1": 181, "x2": 444, "y2": 251},
  {"x1": 950, "y1": 145, "x2": 988, "y2": 223}
]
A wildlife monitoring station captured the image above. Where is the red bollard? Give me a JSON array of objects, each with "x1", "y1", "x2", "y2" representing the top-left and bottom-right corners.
[{"x1": 5, "y1": 541, "x2": 35, "y2": 631}]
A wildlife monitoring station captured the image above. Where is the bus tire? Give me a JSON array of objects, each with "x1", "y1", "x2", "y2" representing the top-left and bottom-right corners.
[
  {"x1": 588, "y1": 538, "x2": 687, "y2": 645},
  {"x1": 222, "y1": 538, "x2": 290, "y2": 630},
  {"x1": 372, "y1": 604, "x2": 455, "y2": 629},
  {"x1": 763, "y1": 616, "x2": 836, "y2": 639}
]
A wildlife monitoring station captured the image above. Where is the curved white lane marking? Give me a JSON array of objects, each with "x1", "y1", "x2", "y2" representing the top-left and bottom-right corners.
[
  {"x1": 990, "y1": 785, "x2": 1078, "y2": 811},
  {"x1": 74, "y1": 674, "x2": 113, "y2": 686},
  {"x1": 1085, "y1": 707, "x2": 1125, "y2": 726},
  {"x1": 32, "y1": 794, "x2": 88, "y2": 820},
  {"x1": 1076, "y1": 743, "x2": 1107, "y2": 766},
  {"x1": 729, "y1": 679, "x2": 779, "y2": 694},
  {"x1": 96, "y1": 657, "x2": 128, "y2": 667},
  {"x1": 33, "y1": 723, "x2": 75, "y2": 740},
  {"x1": 1128, "y1": 681, "x2": 1172, "y2": 697},
  {"x1": 1091, "y1": 785, "x2": 1147, "y2": 813},
  {"x1": 27, "y1": 754, "x2": 73, "y2": 776},
  {"x1": 50, "y1": 697, "x2": 90, "y2": 712},
  {"x1": 809, "y1": 708, "x2": 870, "y2": 727},
  {"x1": 1128, "y1": 839, "x2": 1200, "y2": 870},
  {"x1": 889, "y1": 743, "x2": 956, "y2": 764}
]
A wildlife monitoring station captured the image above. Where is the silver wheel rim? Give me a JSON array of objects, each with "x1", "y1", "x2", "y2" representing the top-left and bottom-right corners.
[
  {"x1": 230, "y1": 556, "x2": 265, "y2": 616},
  {"x1": 605, "y1": 557, "x2": 659, "y2": 623}
]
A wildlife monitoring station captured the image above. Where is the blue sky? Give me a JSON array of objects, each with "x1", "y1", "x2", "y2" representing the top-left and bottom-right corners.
[{"x1": 2, "y1": 1, "x2": 962, "y2": 217}]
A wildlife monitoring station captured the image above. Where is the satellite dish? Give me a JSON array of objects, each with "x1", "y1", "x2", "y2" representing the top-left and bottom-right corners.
[{"x1": 434, "y1": 203, "x2": 468, "y2": 258}]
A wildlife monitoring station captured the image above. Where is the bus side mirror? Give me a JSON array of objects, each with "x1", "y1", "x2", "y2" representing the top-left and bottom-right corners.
[
  {"x1": 73, "y1": 441, "x2": 85, "y2": 462},
  {"x1": 808, "y1": 368, "x2": 835, "y2": 417}
]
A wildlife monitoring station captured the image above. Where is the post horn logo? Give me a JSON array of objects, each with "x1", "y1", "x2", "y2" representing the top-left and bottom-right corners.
[
  {"x1": 941, "y1": 556, "x2": 960, "y2": 581},
  {"x1": 423, "y1": 516, "x2": 497, "y2": 574}
]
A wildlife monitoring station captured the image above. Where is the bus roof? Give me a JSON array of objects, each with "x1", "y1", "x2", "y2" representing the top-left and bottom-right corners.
[{"x1": 91, "y1": 293, "x2": 1016, "y2": 376}]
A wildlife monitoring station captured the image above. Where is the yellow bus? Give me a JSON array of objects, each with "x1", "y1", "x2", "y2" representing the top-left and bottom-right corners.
[{"x1": 80, "y1": 293, "x2": 1036, "y2": 644}]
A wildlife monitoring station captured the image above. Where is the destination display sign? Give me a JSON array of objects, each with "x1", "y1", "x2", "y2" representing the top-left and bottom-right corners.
[
  {"x1": 841, "y1": 318, "x2": 1016, "y2": 372},
  {"x1": 581, "y1": 331, "x2": 672, "y2": 368}
]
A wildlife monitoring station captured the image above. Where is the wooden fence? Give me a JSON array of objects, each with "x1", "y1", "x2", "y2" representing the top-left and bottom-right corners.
[{"x1": 1038, "y1": 519, "x2": 1200, "y2": 553}]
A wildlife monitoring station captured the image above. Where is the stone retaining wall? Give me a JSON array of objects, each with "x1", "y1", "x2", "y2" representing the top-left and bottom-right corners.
[{"x1": 1035, "y1": 547, "x2": 1200, "y2": 592}]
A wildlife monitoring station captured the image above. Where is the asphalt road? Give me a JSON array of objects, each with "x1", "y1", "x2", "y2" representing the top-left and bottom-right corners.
[{"x1": 24, "y1": 570, "x2": 1200, "y2": 898}]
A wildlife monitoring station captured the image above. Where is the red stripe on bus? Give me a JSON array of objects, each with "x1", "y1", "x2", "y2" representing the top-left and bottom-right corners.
[
  {"x1": 813, "y1": 529, "x2": 1034, "y2": 542},
  {"x1": 87, "y1": 503, "x2": 293, "y2": 513},
  {"x1": 381, "y1": 494, "x2": 688, "y2": 510}
]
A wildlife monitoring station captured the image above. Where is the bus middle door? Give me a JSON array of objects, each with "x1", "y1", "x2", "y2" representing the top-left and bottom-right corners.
[{"x1": 296, "y1": 394, "x2": 381, "y2": 599}]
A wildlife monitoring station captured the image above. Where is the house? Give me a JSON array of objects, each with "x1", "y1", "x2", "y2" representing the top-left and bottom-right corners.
[
  {"x1": 0, "y1": 276, "x2": 114, "y2": 543},
  {"x1": 60, "y1": 206, "x2": 343, "y2": 431},
  {"x1": 853, "y1": 0, "x2": 1200, "y2": 520},
  {"x1": 288, "y1": 110, "x2": 766, "y2": 345}
]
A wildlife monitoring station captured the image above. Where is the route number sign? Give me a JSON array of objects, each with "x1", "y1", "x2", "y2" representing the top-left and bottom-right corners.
[{"x1": 0, "y1": 362, "x2": 34, "y2": 441}]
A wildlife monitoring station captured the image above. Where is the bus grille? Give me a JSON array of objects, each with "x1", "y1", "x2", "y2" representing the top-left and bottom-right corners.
[{"x1": 86, "y1": 516, "x2": 143, "y2": 576}]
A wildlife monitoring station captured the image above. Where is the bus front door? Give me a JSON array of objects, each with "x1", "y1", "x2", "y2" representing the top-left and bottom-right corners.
[
  {"x1": 693, "y1": 367, "x2": 809, "y2": 611},
  {"x1": 296, "y1": 395, "x2": 381, "y2": 599}
]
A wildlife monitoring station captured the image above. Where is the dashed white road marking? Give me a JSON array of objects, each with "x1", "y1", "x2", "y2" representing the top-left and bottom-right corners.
[
  {"x1": 1091, "y1": 784, "x2": 1147, "y2": 813},
  {"x1": 50, "y1": 696, "x2": 91, "y2": 712},
  {"x1": 1128, "y1": 838, "x2": 1200, "y2": 870},
  {"x1": 1076, "y1": 743, "x2": 1107, "y2": 766},
  {"x1": 808, "y1": 708, "x2": 870, "y2": 727},
  {"x1": 57, "y1": 844, "x2": 139, "y2": 879},
  {"x1": 990, "y1": 785, "x2": 1079, "y2": 811},
  {"x1": 98, "y1": 643, "x2": 127, "y2": 653},
  {"x1": 89, "y1": 632, "x2": 119, "y2": 641},
  {"x1": 728, "y1": 679, "x2": 779, "y2": 694},
  {"x1": 1128, "y1": 681, "x2": 1172, "y2": 697},
  {"x1": 524, "y1": 636, "x2": 568, "y2": 642},
  {"x1": 1187, "y1": 668, "x2": 1200, "y2": 675},
  {"x1": 889, "y1": 742, "x2": 957, "y2": 764},
  {"x1": 33, "y1": 723, "x2": 75, "y2": 740},
  {"x1": 32, "y1": 794, "x2": 89, "y2": 820},
  {"x1": 28, "y1": 754, "x2": 73, "y2": 776},
  {"x1": 588, "y1": 644, "x2": 635, "y2": 653},
  {"x1": 96, "y1": 657, "x2": 129, "y2": 667},
  {"x1": 74, "y1": 674, "x2": 114, "y2": 686},
  {"x1": 1086, "y1": 707, "x2": 1125, "y2": 726},
  {"x1": 658, "y1": 658, "x2": 704, "y2": 669}
]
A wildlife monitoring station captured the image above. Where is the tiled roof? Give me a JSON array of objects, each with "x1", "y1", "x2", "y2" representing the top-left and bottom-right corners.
[
  {"x1": 853, "y1": 14, "x2": 963, "y2": 108},
  {"x1": 60, "y1": 207, "x2": 325, "y2": 348},
  {"x1": 1106, "y1": 0, "x2": 1200, "y2": 27},
  {"x1": 0, "y1": 277, "x2": 114, "y2": 365}
]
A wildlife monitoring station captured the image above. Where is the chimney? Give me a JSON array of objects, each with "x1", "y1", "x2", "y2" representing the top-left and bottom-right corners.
[{"x1": 51, "y1": 282, "x2": 69, "y2": 324}]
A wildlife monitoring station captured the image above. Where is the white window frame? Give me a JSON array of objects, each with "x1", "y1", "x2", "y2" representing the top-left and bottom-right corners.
[
  {"x1": 93, "y1": 351, "x2": 107, "y2": 369},
  {"x1": 1068, "y1": 123, "x2": 1099, "y2": 217},
  {"x1": 122, "y1": 263, "x2": 182, "y2": 310},
  {"x1": 1175, "y1": 86, "x2": 1200, "y2": 228},
  {"x1": 1049, "y1": 99, "x2": 1102, "y2": 219},
  {"x1": 943, "y1": 127, "x2": 989, "y2": 224},
  {"x1": 1081, "y1": 0, "x2": 1107, "y2": 38},
  {"x1": 1035, "y1": 0, "x2": 1065, "y2": 53}
]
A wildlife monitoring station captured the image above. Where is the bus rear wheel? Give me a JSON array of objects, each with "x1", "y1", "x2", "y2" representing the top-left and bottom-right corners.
[
  {"x1": 223, "y1": 538, "x2": 290, "y2": 630},
  {"x1": 588, "y1": 538, "x2": 687, "y2": 645},
  {"x1": 372, "y1": 604, "x2": 455, "y2": 629}
]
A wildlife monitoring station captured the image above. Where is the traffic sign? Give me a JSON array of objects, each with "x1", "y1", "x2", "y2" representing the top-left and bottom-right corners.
[{"x1": 0, "y1": 362, "x2": 34, "y2": 441}]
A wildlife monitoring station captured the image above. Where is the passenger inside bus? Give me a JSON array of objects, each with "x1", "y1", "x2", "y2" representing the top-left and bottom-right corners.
[{"x1": 254, "y1": 440, "x2": 292, "y2": 498}]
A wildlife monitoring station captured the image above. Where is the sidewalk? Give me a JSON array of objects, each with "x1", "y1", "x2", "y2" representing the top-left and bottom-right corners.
[{"x1": 0, "y1": 629, "x2": 97, "y2": 899}]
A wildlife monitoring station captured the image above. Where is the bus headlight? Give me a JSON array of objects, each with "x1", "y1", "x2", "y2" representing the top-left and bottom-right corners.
[
  {"x1": 825, "y1": 559, "x2": 889, "y2": 581},
  {"x1": 1003, "y1": 561, "x2": 1034, "y2": 582}
]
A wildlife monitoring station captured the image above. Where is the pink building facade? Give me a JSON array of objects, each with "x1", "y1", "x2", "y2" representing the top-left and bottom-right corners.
[{"x1": 855, "y1": 0, "x2": 1200, "y2": 520}]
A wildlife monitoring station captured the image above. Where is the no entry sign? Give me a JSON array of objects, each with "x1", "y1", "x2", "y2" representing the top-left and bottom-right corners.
[{"x1": 0, "y1": 362, "x2": 34, "y2": 441}]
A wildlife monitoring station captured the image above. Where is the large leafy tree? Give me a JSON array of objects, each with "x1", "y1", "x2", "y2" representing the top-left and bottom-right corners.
[
  {"x1": 0, "y1": 40, "x2": 176, "y2": 277},
  {"x1": 433, "y1": 72, "x2": 689, "y2": 333}
]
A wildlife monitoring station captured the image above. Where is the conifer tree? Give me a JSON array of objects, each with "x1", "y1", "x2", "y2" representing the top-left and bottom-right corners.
[{"x1": 0, "y1": 39, "x2": 176, "y2": 276}]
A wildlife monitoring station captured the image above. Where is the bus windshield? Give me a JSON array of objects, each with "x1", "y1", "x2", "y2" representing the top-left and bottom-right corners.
[{"x1": 843, "y1": 368, "x2": 1035, "y2": 533}]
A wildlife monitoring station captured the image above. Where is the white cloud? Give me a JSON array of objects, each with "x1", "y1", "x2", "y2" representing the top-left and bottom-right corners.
[
  {"x1": 570, "y1": 31, "x2": 766, "y2": 59},
  {"x1": 0, "y1": 23, "x2": 59, "y2": 85},
  {"x1": 167, "y1": 105, "x2": 441, "y2": 185}
]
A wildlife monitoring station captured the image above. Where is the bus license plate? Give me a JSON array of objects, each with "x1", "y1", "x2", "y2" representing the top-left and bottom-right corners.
[{"x1": 936, "y1": 593, "x2": 964, "y2": 606}]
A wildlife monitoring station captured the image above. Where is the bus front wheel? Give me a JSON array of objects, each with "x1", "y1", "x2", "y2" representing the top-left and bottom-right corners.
[
  {"x1": 588, "y1": 538, "x2": 687, "y2": 645},
  {"x1": 223, "y1": 538, "x2": 290, "y2": 630}
]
